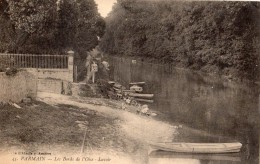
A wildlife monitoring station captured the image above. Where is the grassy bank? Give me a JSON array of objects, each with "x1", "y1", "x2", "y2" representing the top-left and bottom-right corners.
[{"x1": 0, "y1": 100, "x2": 145, "y2": 163}]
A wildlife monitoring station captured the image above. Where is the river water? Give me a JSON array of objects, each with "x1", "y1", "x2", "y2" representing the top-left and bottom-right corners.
[{"x1": 109, "y1": 57, "x2": 259, "y2": 164}]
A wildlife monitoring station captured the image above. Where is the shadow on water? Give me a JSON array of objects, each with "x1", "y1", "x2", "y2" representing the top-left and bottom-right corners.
[{"x1": 109, "y1": 57, "x2": 259, "y2": 164}]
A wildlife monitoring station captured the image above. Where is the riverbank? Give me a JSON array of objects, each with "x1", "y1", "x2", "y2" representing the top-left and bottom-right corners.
[
  {"x1": 0, "y1": 92, "x2": 176, "y2": 164},
  {"x1": 108, "y1": 55, "x2": 259, "y2": 84}
]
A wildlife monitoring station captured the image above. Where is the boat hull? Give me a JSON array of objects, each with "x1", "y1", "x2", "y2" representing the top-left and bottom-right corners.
[
  {"x1": 129, "y1": 82, "x2": 146, "y2": 85},
  {"x1": 149, "y1": 150, "x2": 241, "y2": 162},
  {"x1": 150, "y1": 142, "x2": 242, "y2": 154},
  {"x1": 128, "y1": 93, "x2": 154, "y2": 99},
  {"x1": 134, "y1": 98, "x2": 154, "y2": 103}
]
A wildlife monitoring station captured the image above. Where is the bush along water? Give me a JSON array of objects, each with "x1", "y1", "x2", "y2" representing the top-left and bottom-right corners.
[{"x1": 0, "y1": 56, "x2": 18, "y2": 76}]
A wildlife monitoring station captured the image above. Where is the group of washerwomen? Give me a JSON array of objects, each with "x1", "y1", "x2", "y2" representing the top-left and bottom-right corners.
[{"x1": 83, "y1": 53, "x2": 110, "y2": 83}]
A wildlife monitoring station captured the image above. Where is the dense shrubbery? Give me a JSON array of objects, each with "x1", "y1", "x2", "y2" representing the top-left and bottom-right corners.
[
  {"x1": 0, "y1": 56, "x2": 11, "y2": 72},
  {"x1": 100, "y1": 0, "x2": 260, "y2": 80},
  {"x1": 0, "y1": 56, "x2": 18, "y2": 76},
  {"x1": 0, "y1": 0, "x2": 105, "y2": 59}
]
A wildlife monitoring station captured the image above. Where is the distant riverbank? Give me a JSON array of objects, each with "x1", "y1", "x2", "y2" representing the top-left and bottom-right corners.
[{"x1": 108, "y1": 55, "x2": 259, "y2": 84}]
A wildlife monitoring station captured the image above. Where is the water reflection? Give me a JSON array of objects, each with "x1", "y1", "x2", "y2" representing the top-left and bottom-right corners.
[{"x1": 109, "y1": 57, "x2": 259, "y2": 163}]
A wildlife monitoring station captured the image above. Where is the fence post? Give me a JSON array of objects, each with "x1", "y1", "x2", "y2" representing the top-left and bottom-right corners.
[
  {"x1": 75, "y1": 65, "x2": 78, "y2": 83},
  {"x1": 67, "y1": 50, "x2": 74, "y2": 82}
]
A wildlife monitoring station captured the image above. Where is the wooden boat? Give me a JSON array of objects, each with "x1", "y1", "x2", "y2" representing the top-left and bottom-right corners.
[
  {"x1": 149, "y1": 150, "x2": 241, "y2": 162},
  {"x1": 134, "y1": 98, "x2": 154, "y2": 103},
  {"x1": 107, "y1": 81, "x2": 115, "y2": 85},
  {"x1": 113, "y1": 87, "x2": 122, "y2": 93},
  {"x1": 113, "y1": 83, "x2": 122, "y2": 89},
  {"x1": 128, "y1": 93, "x2": 154, "y2": 99},
  {"x1": 130, "y1": 85, "x2": 143, "y2": 92},
  {"x1": 149, "y1": 142, "x2": 242, "y2": 154},
  {"x1": 129, "y1": 82, "x2": 146, "y2": 85},
  {"x1": 122, "y1": 89, "x2": 136, "y2": 93},
  {"x1": 131, "y1": 60, "x2": 137, "y2": 64}
]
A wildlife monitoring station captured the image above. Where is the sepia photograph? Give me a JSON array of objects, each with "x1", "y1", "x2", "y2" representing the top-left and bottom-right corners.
[{"x1": 0, "y1": 0, "x2": 259, "y2": 163}]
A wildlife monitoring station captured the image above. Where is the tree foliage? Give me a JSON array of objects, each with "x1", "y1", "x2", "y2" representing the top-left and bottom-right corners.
[
  {"x1": 100, "y1": 1, "x2": 260, "y2": 80},
  {"x1": 7, "y1": 0, "x2": 57, "y2": 34},
  {"x1": 0, "y1": 0, "x2": 105, "y2": 58}
]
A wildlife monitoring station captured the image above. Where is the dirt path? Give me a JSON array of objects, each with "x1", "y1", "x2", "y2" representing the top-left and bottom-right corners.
[
  {"x1": 37, "y1": 92, "x2": 177, "y2": 142},
  {"x1": 36, "y1": 92, "x2": 177, "y2": 163},
  {"x1": 0, "y1": 92, "x2": 177, "y2": 164}
]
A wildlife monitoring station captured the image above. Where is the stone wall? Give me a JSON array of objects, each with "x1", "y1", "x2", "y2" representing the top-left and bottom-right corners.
[
  {"x1": 24, "y1": 53, "x2": 74, "y2": 95},
  {"x1": 26, "y1": 68, "x2": 73, "y2": 95},
  {"x1": 37, "y1": 79, "x2": 72, "y2": 95},
  {"x1": 0, "y1": 71, "x2": 37, "y2": 103},
  {"x1": 37, "y1": 79, "x2": 62, "y2": 94},
  {"x1": 26, "y1": 68, "x2": 73, "y2": 82}
]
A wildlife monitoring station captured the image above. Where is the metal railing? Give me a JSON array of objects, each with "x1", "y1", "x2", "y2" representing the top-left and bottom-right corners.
[{"x1": 0, "y1": 53, "x2": 68, "y2": 69}]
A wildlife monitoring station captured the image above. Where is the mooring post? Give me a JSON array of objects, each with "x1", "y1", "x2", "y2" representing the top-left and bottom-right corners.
[
  {"x1": 91, "y1": 62, "x2": 98, "y2": 83},
  {"x1": 67, "y1": 50, "x2": 74, "y2": 82}
]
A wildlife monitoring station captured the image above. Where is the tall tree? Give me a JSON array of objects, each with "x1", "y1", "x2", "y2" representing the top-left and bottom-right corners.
[
  {"x1": 5, "y1": 0, "x2": 57, "y2": 53},
  {"x1": 0, "y1": 0, "x2": 15, "y2": 52},
  {"x1": 55, "y1": 0, "x2": 78, "y2": 52},
  {"x1": 75, "y1": 0, "x2": 105, "y2": 58},
  {"x1": 0, "y1": 0, "x2": 105, "y2": 56}
]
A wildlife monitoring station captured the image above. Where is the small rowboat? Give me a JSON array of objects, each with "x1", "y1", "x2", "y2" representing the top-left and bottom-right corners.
[
  {"x1": 107, "y1": 81, "x2": 116, "y2": 85},
  {"x1": 113, "y1": 83, "x2": 122, "y2": 89},
  {"x1": 113, "y1": 87, "x2": 121, "y2": 93},
  {"x1": 130, "y1": 85, "x2": 143, "y2": 92},
  {"x1": 122, "y1": 90, "x2": 136, "y2": 93},
  {"x1": 149, "y1": 142, "x2": 242, "y2": 154},
  {"x1": 149, "y1": 150, "x2": 241, "y2": 162},
  {"x1": 128, "y1": 93, "x2": 154, "y2": 99},
  {"x1": 134, "y1": 98, "x2": 154, "y2": 103},
  {"x1": 129, "y1": 82, "x2": 146, "y2": 85}
]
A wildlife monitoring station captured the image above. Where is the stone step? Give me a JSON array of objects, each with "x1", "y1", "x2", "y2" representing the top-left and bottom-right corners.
[{"x1": 38, "y1": 79, "x2": 72, "y2": 95}]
